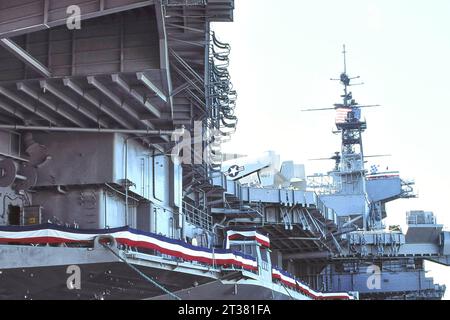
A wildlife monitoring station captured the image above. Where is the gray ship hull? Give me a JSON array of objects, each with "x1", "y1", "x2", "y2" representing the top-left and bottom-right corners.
[
  {"x1": 0, "y1": 244, "x2": 307, "y2": 300},
  {"x1": 150, "y1": 280, "x2": 306, "y2": 300},
  {"x1": 0, "y1": 245, "x2": 217, "y2": 300}
]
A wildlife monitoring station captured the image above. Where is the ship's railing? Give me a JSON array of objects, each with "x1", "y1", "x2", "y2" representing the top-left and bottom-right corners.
[
  {"x1": 183, "y1": 201, "x2": 213, "y2": 232},
  {"x1": 307, "y1": 174, "x2": 342, "y2": 195},
  {"x1": 407, "y1": 211, "x2": 437, "y2": 225},
  {"x1": 400, "y1": 179, "x2": 417, "y2": 199},
  {"x1": 366, "y1": 171, "x2": 400, "y2": 179}
]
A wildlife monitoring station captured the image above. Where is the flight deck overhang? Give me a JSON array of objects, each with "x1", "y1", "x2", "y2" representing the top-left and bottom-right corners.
[
  {"x1": 0, "y1": 72, "x2": 179, "y2": 130},
  {"x1": 0, "y1": 1, "x2": 235, "y2": 40},
  {"x1": 0, "y1": 1, "x2": 234, "y2": 134}
]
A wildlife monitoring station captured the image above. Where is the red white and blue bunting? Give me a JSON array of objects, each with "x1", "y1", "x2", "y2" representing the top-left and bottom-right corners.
[
  {"x1": 272, "y1": 267, "x2": 355, "y2": 300},
  {"x1": 0, "y1": 224, "x2": 354, "y2": 300},
  {"x1": 0, "y1": 224, "x2": 257, "y2": 271},
  {"x1": 225, "y1": 230, "x2": 270, "y2": 249}
]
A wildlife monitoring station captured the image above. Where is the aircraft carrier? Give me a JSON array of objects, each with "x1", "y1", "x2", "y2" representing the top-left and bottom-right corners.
[{"x1": 0, "y1": 0, "x2": 448, "y2": 300}]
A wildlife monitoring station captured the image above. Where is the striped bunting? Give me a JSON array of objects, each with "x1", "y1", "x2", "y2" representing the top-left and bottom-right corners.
[
  {"x1": 272, "y1": 267, "x2": 355, "y2": 300},
  {"x1": 226, "y1": 230, "x2": 270, "y2": 249},
  {"x1": 0, "y1": 224, "x2": 355, "y2": 300},
  {"x1": 0, "y1": 224, "x2": 257, "y2": 271}
]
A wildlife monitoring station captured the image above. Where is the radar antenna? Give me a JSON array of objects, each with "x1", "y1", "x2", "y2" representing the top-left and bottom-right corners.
[
  {"x1": 301, "y1": 45, "x2": 382, "y2": 173},
  {"x1": 301, "y1": 46, "x2": 379, "y2": 113}
]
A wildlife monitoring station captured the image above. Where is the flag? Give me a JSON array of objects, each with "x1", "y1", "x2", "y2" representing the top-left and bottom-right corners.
[{"x1": 335, "y1": 107, "x2": 352, "y2": 124}]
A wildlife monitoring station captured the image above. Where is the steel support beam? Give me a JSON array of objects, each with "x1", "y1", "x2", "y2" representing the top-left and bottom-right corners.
[
  {"x1": 154, "y1": 1, "x2": 174, "y2": 117},
  {"x1": 136, "y1": 72, "x2": 167, "y2": 102},
  {"x1": 0, "y1": 38, "x2": 51, "y2": 78},
  {"x1": 0, "y1": 87, "x2": 62, "y2": 126},
  {"x1": 170, "y1": 64, "x2": 204, "y2": 93},
  {"x1": 0, "y1": 124, "x2": 181, "y2": 135},
  {"x1": 169, "y1": 48, "x2": 204, "y2": 84},
  {"x1": 168, "y1": 38, "x2": 206, "y2": 48},
  {"x1": 275, "y1": 237, "x2": 322, "y2": 241},
  {"x1": 39, "y1": 80, "x2": 108, "y2": 127},
  {"x1": 87, "y1": 76, "x2": 169, "y2": 143},
  {"x1": 87, "y1": 76, "x2": 153, "y2": 128},
  {"x1": 0, "y1": 100, "x2": 27, "y2": 121},
  {"x1": 171, "y1": 81, "x2": 198, "y2": 97},
  {"x1": 165, "y1": 23, "x2": 205, "y2": 34},
  {"x1": 17, "y1": 82, "x2": 86, "y2": 127},
  {"x1": 62, "y1": 78, "x2": 135, "y2": 129},
  {"x1": 186, "y1": 88, "x2": 206, "y2": 109},
  {"x1": 111, "y1": 74, "x2": 161, "y2": 118},
  {"x1": 283, "y1": 251, "x2": 331, "y2": 260},
  {"x1": 272, "y1": 225, "x2": 303, "y2": 251}
]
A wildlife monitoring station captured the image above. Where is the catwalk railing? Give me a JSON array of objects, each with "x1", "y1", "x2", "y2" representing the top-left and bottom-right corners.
[{"x1": 183, "y1": 200, "x2": 213, "y2": 232}]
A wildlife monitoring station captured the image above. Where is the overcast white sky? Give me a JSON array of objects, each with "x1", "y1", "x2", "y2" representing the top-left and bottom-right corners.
[{"x1": 213, "y1": 0, "x2": 450, "y2": 299}]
